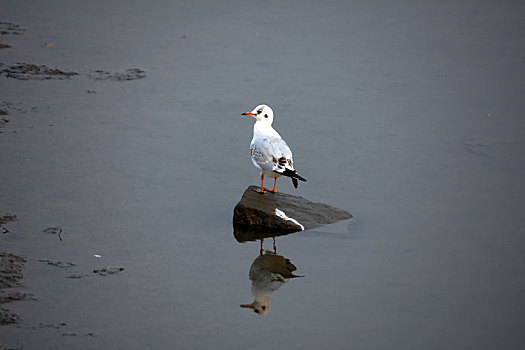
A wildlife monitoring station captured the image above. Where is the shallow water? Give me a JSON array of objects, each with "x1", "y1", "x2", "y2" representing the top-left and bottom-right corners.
[{"x1": 1, "y1": 1, "x2": 524, "y2": 349}]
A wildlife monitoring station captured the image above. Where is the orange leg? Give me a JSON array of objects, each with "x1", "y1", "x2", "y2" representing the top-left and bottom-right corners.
[
  {"x1": 266, "y1": 178, "x2": 278, "y2": 193},
  {"x1": 253, "y1": 174, "x2": 267, "y2": 193}
]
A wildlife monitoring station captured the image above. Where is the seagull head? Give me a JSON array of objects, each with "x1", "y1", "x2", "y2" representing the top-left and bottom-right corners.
[{"x1": 242, "y1": 104, "x2": 274, "y2": 125}]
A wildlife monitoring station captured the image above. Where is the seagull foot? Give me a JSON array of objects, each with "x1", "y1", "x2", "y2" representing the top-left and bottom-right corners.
[{"x1": 252, "y1": 188, "x2": 267, "y2": 194}]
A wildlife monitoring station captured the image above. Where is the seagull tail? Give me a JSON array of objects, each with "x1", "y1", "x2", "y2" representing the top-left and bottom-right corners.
[{"x1": 275, "y1": 169, "x2": 307, "y2": 188}]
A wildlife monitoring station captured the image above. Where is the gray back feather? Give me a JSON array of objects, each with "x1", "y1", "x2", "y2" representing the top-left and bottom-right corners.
[{"x1": 251, "y1": 137, "x2": 294, "y2": 172}]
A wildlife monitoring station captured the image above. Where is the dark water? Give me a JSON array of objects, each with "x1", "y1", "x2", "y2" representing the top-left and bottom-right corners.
[{"x1": 1, "y1": 1, "x2": 524, "y2": 349}]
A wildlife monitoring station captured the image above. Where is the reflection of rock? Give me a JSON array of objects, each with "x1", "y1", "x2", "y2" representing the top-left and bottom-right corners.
[
  {"x1": 234, "y1": 225, "x2": 292, "y2": 243},
  {"x1": 233, "y1": 186, "x2": 352, "y2": 234},
  {"x1": 240, "y1": 247, "x2": 302, "y2": 315}
]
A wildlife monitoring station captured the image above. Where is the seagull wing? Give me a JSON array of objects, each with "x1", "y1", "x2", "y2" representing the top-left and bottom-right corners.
[{"x1": 250, "y1": 136, "x2": 293, "y2": 173}]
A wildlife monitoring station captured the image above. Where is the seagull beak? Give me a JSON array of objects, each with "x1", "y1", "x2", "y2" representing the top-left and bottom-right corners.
[
  {"x1": 240, "y1": 304, "x2": 254, "y2": 309},
  {"x1": 242, "y1": 112, "x2": 255, "y2": 117}
]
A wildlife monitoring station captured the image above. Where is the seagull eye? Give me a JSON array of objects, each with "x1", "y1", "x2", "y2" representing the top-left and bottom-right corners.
[{"x1": 257, "y1": 110, "x2": 262, "y2": 114}]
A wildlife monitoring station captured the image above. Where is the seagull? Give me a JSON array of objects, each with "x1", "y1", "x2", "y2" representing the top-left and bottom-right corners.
[{"x1": 242, "y1": 104, "x2": 306, "y2": 193}]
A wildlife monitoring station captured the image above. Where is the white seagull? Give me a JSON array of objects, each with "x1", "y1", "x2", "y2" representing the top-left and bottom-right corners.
[{"x1": 242, "y1": 104, "x2": 306, "y2": 193}]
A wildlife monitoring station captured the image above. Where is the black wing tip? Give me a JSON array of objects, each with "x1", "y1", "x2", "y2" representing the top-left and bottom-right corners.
[
  {"x1": 295, "y1": 174, "x2": 307, "y2": 182},
  {"x1": 274, "y1": 169, "x2": 307, "y2": 183}
]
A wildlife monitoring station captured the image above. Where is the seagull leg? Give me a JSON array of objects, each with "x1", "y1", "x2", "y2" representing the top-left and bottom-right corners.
[
  {"x1": 266, "y1": 178, "x2": 278, "y2": 193},
  {"x1": 253, "y1": 174, "x2": 267, "y2": 193}
]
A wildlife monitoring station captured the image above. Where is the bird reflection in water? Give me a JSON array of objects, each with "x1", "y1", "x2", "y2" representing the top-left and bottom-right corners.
[{"x1": 240, "y1": 237, "x2": 303, "y2": 315}]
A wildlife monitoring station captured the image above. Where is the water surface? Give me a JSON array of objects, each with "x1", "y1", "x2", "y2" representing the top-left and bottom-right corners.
[{"x1": 1, "y1": 1, "x2": 524, "y2": 349}]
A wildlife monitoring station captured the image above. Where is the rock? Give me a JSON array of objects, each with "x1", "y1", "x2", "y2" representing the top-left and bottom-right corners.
[{"x1": 233, "y1": 186, "x2": 352, "y2": 241}]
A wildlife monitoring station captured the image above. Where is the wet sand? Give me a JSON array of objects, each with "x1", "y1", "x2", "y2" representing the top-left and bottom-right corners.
[{"x1": 1, "y1": 1, "x2": 525, "y2": 349}]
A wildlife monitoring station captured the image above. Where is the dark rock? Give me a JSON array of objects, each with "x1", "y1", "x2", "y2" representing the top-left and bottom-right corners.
[{"x1": 233, "y1": 186, "x2": 352, "y2": 240}]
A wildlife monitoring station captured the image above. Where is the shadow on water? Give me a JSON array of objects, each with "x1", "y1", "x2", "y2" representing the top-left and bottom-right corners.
[{"x1": 238, "y1": 236, "x2": 303, "y2": 315}]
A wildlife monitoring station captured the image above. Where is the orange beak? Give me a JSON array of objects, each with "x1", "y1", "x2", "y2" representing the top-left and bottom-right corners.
[
  {"x1": 240, "y1": 304, "x2": 254, "y2": 309},
  {"x1": 242, "y1": 112, "x2": 255, "y2": 116}
]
